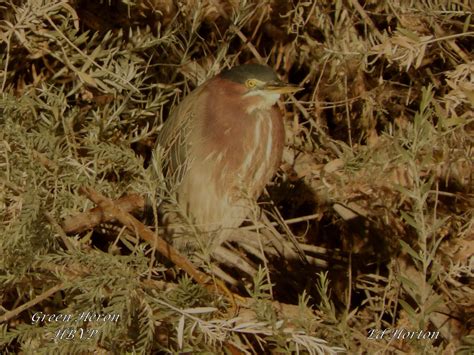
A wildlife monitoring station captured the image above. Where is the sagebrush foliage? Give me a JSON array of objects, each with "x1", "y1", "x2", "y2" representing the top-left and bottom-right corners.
[{"x1": 1, "y1": 0, "x2": 472, "y2": 353}]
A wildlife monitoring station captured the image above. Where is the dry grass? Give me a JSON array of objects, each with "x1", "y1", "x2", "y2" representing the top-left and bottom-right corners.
[{"x1": 1, "y1": 0, "x2": 473, "y2": 353}]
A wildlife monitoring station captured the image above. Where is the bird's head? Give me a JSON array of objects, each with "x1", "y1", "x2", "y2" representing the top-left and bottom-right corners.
[{"x1": 220, "y1": 64, "x2": 302, "y2": 112}]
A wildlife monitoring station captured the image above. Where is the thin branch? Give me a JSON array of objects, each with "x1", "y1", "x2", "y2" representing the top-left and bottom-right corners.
[
  {"x1": 78, "y1": 187, "x2": 233, "y2": 300},
  {"x1": 61, "y1": 193, "x2": 146, "y2": 234},
  {"x1": 0, "y1": 283, "x2": 66, "y2": 323}
]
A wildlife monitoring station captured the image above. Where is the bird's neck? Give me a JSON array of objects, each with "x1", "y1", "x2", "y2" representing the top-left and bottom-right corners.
[{"x1": 242, "y1": 91, "x2": 280, "y2": 113}]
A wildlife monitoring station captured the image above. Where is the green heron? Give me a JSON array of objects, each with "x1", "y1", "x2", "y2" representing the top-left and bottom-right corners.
[{"x1": 153, "y1": 64, "x2": 300, "y2": 247}]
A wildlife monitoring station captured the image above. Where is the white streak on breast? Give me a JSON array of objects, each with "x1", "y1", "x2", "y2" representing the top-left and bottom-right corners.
[
  {"x1": 242, "y1": 116, "x2": 262, "y2": 172},
  {"x1": 252, "y1": 115, "x2": 274, "y2": 189},
  {"x1": 265, "y1": 119, "x2": 273, "y2": 163},
  {"x1": 204, "y1": 151, "x2": 216, "y2": 161}
]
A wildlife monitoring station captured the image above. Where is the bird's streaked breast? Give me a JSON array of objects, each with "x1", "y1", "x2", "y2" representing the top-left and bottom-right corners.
[{"x1": 158, "y1": 76, "x2": 285, "y2": 235}]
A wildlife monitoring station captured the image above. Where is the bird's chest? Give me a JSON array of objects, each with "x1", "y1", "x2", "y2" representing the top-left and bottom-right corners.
[
  {"x1": 197, "y1": 112, "x2": 274, "y2": 196},
  {"x1": 238, "y1": 112, "x2": 274, "y2": 183},
  {"x1": 177, "y1": 108, "x2": 281, "y2": 229}
]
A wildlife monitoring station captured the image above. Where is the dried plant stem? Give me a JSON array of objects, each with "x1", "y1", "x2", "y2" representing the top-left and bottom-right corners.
[
  {"x1": 78, "y1": 187, "x2": 233, "y2": 300},
  {"x1": 231, "y1": 25, "x2": 264, "y2": 63},
  {"x1": 61, "y1": 193, "x2": 146, "y2": 234},
  {"x1": 0, "y1": 283, "x2": 66, "y2": 323}
]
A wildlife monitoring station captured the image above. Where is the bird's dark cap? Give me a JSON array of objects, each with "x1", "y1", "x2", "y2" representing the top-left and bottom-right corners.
[{"x1": 220, "y1": 64, "x2": 279, "y2": 84}]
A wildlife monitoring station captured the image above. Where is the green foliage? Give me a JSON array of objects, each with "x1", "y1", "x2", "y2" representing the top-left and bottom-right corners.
[{"x1": 1, "y1": 0, "x2": 472, "y2": 353}]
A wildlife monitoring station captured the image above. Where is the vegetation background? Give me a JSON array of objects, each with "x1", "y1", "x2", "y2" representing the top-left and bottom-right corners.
[{"x1": 0, "y1": 0, "x2": 472, "y2": 353}]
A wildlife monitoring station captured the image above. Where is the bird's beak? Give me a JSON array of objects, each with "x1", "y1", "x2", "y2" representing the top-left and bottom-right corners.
[{"x1": 264, "y1": 80, "x2": 303, "y2": 94}]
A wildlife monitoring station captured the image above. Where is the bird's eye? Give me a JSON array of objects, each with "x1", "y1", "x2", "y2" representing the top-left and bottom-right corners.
[{"x1": 245, "y1": 79, "x2": 258, "y2": 88}]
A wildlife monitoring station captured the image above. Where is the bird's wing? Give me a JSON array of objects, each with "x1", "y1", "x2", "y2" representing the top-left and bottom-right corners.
[{"x1": 154, "y1": 87, "x2": 204, "y2": 187}]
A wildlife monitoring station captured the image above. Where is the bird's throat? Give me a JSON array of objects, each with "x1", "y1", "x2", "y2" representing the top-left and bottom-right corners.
[{"x1": 243, "y1": 91, "x2": 280, "y2": 113}]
